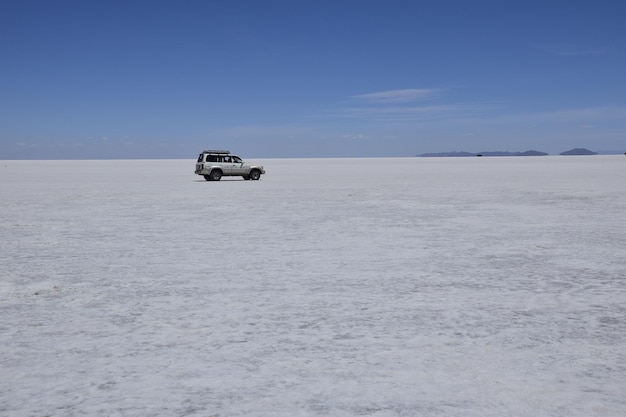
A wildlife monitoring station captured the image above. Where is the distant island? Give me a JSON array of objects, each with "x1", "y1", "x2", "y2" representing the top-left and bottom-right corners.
[
  {"x1": 418, "y1": 150, "x2": 548, "y2": 157},
  {"x1": 559, "y1": 148, "x2": 598, "y2": 156},
  {"x1": 417, "y1": 148, "x2": 617, "y2": 157},
  {"x1": 479, "y1": 150, "x2": 548, "y2": 157}
]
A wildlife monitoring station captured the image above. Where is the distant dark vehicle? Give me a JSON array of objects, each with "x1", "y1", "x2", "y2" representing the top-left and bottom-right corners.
[{"x1": 195, "y1": 150, "x2": 265, "y2": 181}]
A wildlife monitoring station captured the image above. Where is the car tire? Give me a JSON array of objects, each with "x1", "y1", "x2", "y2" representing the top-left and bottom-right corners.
[
  {"x1": 209, "y1": 169, "x2": 222, "y2": 181},
  {"x1": 249, "y1": 169, "x2": 261, "y2": 180},
  {"x1": 203, "y1": 175, "x2": 211, "y2": 181}
]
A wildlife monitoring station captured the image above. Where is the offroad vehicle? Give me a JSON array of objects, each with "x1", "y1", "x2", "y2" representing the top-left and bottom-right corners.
[{"x1": 195, "y1": 150, "x2": 265, "y2": 181}]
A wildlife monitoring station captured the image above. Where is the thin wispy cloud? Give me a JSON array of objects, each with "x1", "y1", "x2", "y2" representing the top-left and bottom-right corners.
[
  {"x1": 339, "y1": 104, "x2": 458, "y2": 118},
  {"x1": 537, "y1": 106, "x2": 626, "y2": 121},
  {"x1": 341, "y1": 133, "x2": 369, "y2": 140},
  {"x1": 213, "y1": 124, "x2": 318, "y2": 138},
  {"x1": 15, "y1": 142, "x2": 38, "y2": 148},
  {"x1": 352, "y1": 89, "x2": 442, "y2": 104},
  {"x1": 332, "y1": 87, "x2": 498, "y2": 123},
  {"x1": 449, "y1": 106, "x2": 626, "y2": 126},
  {"x1": 332, "y1": 102, "x2": 499, "y2": 123}
]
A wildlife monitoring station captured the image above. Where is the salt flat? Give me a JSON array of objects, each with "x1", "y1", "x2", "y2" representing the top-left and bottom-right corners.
[{"x1": 1, "y1": 156, "x2": 625, "y2": 416}]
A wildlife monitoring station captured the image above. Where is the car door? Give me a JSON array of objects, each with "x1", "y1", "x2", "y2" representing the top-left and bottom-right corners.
[
  {"x1": 219, "y1": 155, "x2": 234, "y2": 175},
  {"x1": 230, "y1": 156, "x2": 245, "y2": 175}
]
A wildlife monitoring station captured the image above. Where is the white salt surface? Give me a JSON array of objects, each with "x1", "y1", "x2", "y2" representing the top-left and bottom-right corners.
[{"x1": 1, "y1": 156, "x2": 625, "y2": 416}]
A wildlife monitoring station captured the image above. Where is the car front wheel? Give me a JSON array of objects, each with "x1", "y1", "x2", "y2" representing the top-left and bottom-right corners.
[{"x1": 249, "y1": 169, "x2": 261, "y2": 180}]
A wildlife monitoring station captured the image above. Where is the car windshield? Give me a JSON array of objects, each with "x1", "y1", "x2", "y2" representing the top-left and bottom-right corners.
[{"x1": 197, "y1": 154, "x2": 204, "y2": 162}]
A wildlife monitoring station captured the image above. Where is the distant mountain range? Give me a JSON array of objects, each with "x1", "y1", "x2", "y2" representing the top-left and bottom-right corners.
[
  {"x1": 418, "y1": 150, "x2": 548, "y2": 157},
  {"x1": 417, "y1": 148, "x2": 623, "y2": 157},
  {"x1": 559, "y1": 148, "x2": 597, "y2": 156}
]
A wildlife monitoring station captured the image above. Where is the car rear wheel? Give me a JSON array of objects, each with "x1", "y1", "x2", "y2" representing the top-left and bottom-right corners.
[
  {"x1": 209, "y1": 170, "x2": 222, "y2": 181},
  {"x1": 249, "y1": 169, "x2": 261, "y2": 180}
]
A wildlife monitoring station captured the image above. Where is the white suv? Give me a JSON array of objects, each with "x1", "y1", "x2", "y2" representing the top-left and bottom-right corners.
[{"x1": 195, "y1": 150, "x2": 265, "y2": 181}]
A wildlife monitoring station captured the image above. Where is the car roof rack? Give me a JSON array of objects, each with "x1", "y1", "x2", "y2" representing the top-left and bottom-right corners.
[{"x1": 202, "y1": 150, "x2": 230, "y2": 154}]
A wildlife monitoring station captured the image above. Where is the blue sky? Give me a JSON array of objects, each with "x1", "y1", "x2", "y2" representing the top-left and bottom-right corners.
[{"x1": 1, "y1": 0, "x2": 625, "y2": 159}]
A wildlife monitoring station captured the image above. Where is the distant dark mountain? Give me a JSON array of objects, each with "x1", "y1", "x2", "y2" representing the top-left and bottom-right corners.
[
  {"x1": 519, "y1": 150, "x2": 549, "y2": 156},
  {"x1": 477, "y1": 151, "x2": 520, "y2": 156},
  {"x1": 477, "y1": 150, "x2": 548, "y2": 156},
  {"x1": 418, "y1": 150, "x2": 548, "y2": 157},
  {"x1": 559, "y1": 148, "x2": 598, "y2": 156}
]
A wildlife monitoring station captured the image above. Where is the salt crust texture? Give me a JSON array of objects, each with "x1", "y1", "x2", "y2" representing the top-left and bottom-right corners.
[{"x1": 1, "y1": 156, "x2": 625, "y2": 416}]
